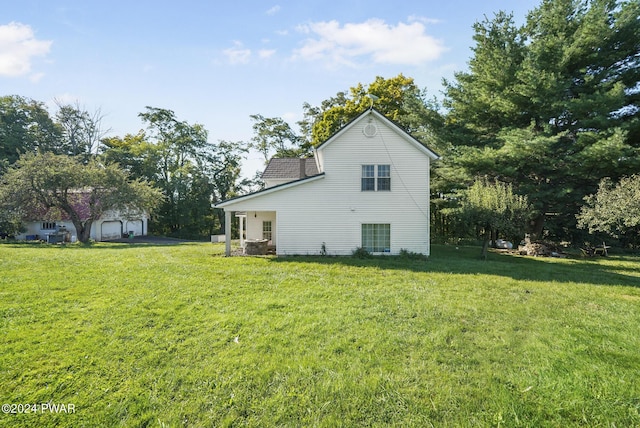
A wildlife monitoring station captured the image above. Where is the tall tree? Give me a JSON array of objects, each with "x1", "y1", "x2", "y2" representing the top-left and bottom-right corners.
[
  {"x1": 300, "y1": 74, "x2": 444, "y2": 149},
  {"x1": 249, "y1": 114, "x2": 303, "y2": 163},
  {"x1": 0, "y1": 95, "x2": 60, "y2": 171},
  {"x1": 0, "y1": 152, "x2": 162, "y2": 243},
  {"x1": 444, "y1": 12, "x2": 528, "y2": 142},
  {"x1": 138, "y1": 107, "x2": 210, "y2": 235},
  {"x1": 55, "y1": 100, "x2": 109, "y2": 160},
  {"x1": 442, "y1": 0, "x2": 640, "y2": 241}
]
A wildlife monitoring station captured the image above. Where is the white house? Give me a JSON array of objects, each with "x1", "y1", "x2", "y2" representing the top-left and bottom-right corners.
[
  {"x1": 17, "y1": 209, "x2": 148, "y2": 242},
  {"x1": 216, "y1": 108, "x2": 440, "y2": 256}
]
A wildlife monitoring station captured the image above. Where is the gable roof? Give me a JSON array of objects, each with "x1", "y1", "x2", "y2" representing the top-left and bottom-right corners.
[
  {"x1": 316, "y1": 108, "x2": 440, "y2": 160},
  {"x1": 262, "y1": 158, "x2": 319, "y2": 180},
  {"x1": 216, "y1": 108, "x2": 439, "y2": 208}
]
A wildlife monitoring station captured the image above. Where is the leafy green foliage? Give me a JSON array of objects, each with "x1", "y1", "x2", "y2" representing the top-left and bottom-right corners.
[
  {"x1": 102, "y1": 107, "x2": 248, "y2": 238},
  {"x1": 0, "y1": 152, "x2": 162, "y2": 242},
  {"x1": 249, "y1": 114, "x2": 306, "y2": 163},
  {"x1": 54, "y1": 100, "x2": 107, "y2": 161},
  {"x1": 0, "y1": 95, "x2": 61, "y2": 170},
  {"x1": 351, "y1": 246, "x2": 372, "y2": 259},
  {"x1": 452, "y1": 179, "x2": 532, "y2": 257},
  {"x1": 441, "y1": 0, "x2": 640, "y2": 241},
  {"x1": 300, "y1": 74, "x2": 444, "y2": 150},
  {"x1": 577, "y1": 174, "x2": 640, "y2": 247}
]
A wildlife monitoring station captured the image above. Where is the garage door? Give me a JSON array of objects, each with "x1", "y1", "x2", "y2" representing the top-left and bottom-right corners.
[
  {"x1": 125, "y1": 220, "x2": 143, "y2": 236},
  {"x1": 100, "y1": 221, "x2": 122, "y2": 241}
]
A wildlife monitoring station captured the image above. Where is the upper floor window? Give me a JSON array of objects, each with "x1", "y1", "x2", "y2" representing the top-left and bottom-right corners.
[
  {"x1": 41, "y1": 222, "x2": 56, "y2": 230},
  {"x1": 361, "y1": 164, "x2": 390, "y2": 191}
]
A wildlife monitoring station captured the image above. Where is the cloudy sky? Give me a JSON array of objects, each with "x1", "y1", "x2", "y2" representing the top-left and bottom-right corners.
[{"x1": 2, "y1": 0, "x2": 540, "y2": 174}]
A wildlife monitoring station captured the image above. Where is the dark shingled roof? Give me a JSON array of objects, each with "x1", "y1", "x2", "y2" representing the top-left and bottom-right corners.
[{"x1": 261, "y1": 158, "x2": 319, "y2": 180}]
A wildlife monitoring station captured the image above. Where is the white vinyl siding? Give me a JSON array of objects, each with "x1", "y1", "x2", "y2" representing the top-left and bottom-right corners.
[{"x1": 220, "y1": 112, "x2": 433, "y2": 256}]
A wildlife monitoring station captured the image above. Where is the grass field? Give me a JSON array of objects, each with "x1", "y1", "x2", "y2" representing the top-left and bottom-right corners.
[{"x1": 0, "y1": 241, "x2": 639, "y2": 427}]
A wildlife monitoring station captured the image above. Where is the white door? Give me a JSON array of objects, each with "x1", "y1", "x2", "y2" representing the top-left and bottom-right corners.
[{"x1": 100, "y1": 221, "x2": 122, "y2": 241}]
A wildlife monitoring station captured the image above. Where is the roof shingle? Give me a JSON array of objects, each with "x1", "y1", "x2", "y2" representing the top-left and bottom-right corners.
[{"x1": 261, "y1": 158, "x2": 318, "y2": 180}]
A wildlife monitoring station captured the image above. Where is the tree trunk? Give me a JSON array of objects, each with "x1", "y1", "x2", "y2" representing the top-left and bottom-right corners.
[
  {"x1": 530, "y1": 213, "x2": 545, "y2": 240},
  {"x1": 481, "y1": 238, "x2": 490, "y2": 260},
  {"x1": 72, "y1": 219, "x2": 93, "y2": 243}
]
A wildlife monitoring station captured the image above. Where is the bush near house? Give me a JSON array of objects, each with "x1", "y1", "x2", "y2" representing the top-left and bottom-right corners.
[{"x1": 0, "y1": 242, "x2": 638, "y2": 426}]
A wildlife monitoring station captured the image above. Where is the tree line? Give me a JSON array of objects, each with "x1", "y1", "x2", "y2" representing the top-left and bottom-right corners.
[
  {"x1": 1, "y1": 0, "x2": 639, "y2": 247},
  {"x1": 0, "y1": 98, "x2": 253, "y2": 240}
]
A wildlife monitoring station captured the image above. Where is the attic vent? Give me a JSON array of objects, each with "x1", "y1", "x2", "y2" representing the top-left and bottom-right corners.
[{"x1": 363, "y1": 123, "x2": 378, "y2": 138}]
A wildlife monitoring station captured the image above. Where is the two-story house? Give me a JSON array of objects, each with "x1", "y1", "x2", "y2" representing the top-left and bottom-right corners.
[{"x1": 216, "y1": 108, "x2": 440, "y2": 256}]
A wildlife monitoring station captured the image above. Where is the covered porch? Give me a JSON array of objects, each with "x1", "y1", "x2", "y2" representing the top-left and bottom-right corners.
[{"x1": 224, "y1": 210, "x2": 276, "y2": 256}]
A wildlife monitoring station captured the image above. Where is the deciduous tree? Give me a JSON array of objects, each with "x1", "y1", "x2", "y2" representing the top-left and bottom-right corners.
[
  {"x1": 0, "y1": 95, "x2": 60, "y2": 171},
  {"x1": 0, "y1": 152, "x2": 162, "y2": 243},
  {"x1": 577, "y1": 174, "x2": 640, "y2": 247},
  {"x1": 452, "y1": 178, "x2": 532, "y2": 258}
]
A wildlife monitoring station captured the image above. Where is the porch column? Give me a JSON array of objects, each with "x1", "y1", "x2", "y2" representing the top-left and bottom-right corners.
[
  {"x1": 239, "y1": 215, "x2": 245, "y2": 250},
  {"x1": 225, "y1": 210, "x2": 232, "y2": 256}
]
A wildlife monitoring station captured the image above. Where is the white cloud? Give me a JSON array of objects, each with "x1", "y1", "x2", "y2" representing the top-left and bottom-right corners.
[
  {"x1": 293, "y1": 18, "x2": 446, "y2": 67},
  {"x1": 258, "y1": 49, "x2": 276, "y2": 59},
  {"x1": 223, "y1": 41, "x2": 251, "y2": 65},
  {"x1": 266, "y1": 5, "x2": 281, "y2": 16},
  {"x1": 0, "y1": 22, "x2": 52, "y2": 77}
]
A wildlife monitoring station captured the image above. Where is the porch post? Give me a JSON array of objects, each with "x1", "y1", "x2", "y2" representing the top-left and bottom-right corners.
[
  {"x1": 238, "y1": 214, "x2": 245, "y2": 250},
  {"x1": 225, "y1": 210, "x2": 232, "y2": 256}
]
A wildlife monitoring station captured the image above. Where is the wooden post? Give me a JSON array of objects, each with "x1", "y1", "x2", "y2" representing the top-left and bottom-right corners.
[{"x1": 225, "y1": 210, "x2": 232, "y2": 256}]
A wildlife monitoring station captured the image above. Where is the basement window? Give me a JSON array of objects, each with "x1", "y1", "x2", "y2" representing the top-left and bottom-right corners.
[{"x1": 362, "y1": 224, "x2": 390, "y2": 253}]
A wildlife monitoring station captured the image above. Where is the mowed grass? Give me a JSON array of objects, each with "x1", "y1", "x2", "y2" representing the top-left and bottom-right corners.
[{"x1": 0, "y1": 242, "x2": 639, "y2": 427}]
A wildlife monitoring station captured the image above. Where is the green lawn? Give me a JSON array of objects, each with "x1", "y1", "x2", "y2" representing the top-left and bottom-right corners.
[{"x1": 1, "y1": 242, "x2": 639, "y2": 427}]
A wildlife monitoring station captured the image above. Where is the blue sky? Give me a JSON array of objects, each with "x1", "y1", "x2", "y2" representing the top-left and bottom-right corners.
[{"x1": 2, "y1": 0, "x2": 540, "y2": 175}]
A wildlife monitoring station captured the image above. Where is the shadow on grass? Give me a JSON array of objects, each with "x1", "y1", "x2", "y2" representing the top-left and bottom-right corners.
[
  {"x1": 0, "y1": 235, "x2": 203, "y2": 249},
  {"x1": 268, "y1": 245, "x2": 640, "y2": 288}
]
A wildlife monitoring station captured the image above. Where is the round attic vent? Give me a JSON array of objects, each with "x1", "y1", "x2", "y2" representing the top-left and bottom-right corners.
[{"x1": 363, "y1": 122, "x2": 378, "y2": 137}]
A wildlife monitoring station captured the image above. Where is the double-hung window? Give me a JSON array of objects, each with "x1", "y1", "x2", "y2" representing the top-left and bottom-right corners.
[
  {"x1": 361, "y1": 165, "x2": 375, "y2": 191},
  {"x1": 262, "y1": 221, "x2": 272, "y2": 241},
  {"x1": 361, "y1": 164, "x2": 390, "y2": 191},
  {"x1": 362, "y1": 224, "x2": 391, "y2": 253}
]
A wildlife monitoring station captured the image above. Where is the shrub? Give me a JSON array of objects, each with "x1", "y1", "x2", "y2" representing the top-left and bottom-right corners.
[
  {"x1": 352, "y1": 246, "x2": 371, "y2": 259},
  {"x1": 399, "y1": 248, "x2": 428, "y2": 261}
]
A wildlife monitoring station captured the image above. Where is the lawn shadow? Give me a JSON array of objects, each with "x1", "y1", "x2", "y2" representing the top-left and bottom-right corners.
[
  {"x1": 0, "y1": 235, "x2": 203, "y2": 249},
  {"x1": 268, "y1": 245, "x2": 640, "y2": 288}
]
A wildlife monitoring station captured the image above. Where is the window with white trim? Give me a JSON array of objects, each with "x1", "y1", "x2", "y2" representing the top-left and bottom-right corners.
[
  {"x1": 362, "y1": 224, "x2": 390, "y2": 253},
  {"x1": 41, "y1": 222, "x2": 56, "y2": 230},
  {"x1": 263, "y1": 221, "x2": 272, "y2": 241},
  {"x1": 361, "y1": 165, "x2": 390, "y2": 191}
]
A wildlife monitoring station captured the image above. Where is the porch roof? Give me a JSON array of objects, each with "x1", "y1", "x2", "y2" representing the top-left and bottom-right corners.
[{"x1": 215, "y1": 173, "x2": 325, "y2": 208}]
